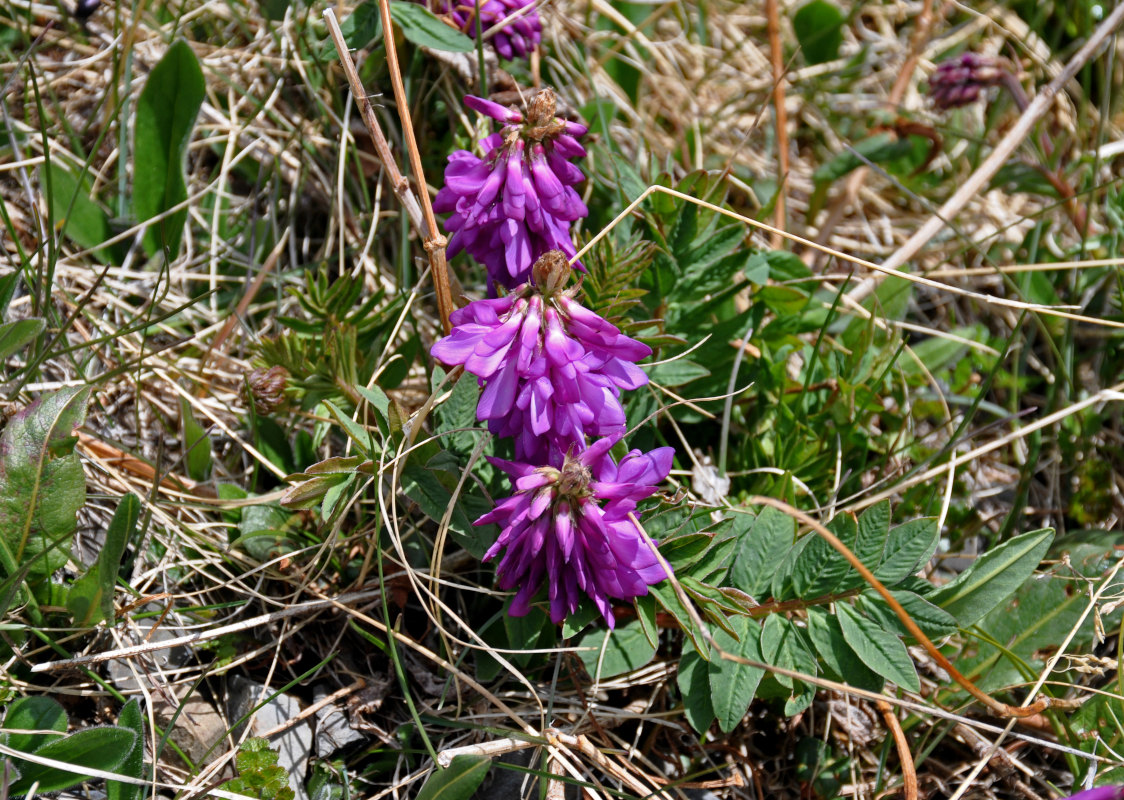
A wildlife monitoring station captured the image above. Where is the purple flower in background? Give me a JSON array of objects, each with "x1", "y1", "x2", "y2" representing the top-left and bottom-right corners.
[
  {"x1": 928, "y1": 52, "x2": 1007, "y2": 110},
  {"x1": 476, "y1": 435, "x2": 674, "y2": 626},
  {"x1": 431, "y1": 252, "x2": 650, "y2": 462},
  {"x1": 1065, "y1": 789, "x2": 1124, "y2": 800},
  {"x1": 432, "y1": 0, "x2": 542, "y2": 61},
  {"x1": 434, "y1": 89, "x2": 588, "y2": 290}
]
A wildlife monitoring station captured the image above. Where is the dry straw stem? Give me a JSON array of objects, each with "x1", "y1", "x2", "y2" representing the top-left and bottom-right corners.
[
  {"x1": 323, "y1": 8, "x2": 454, "y2": 333},
  {"x1": 765, "y1": 0, "x2": 787, "y2": 246},
  {"x1": 849, "y1": 0, "x2": 1124, "y2": 302},
  {"x1": 574, "y1": 183, "x2": 1124, "y2": 330},
  {"x1": 877, "y1": 699, "x2": 918, "y2": 800}
]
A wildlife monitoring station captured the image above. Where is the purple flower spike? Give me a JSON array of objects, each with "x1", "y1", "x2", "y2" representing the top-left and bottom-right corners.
[
  {"x1": 431, "y1": 251, "x2": 650, "y2": 462},
  {"x1": 928, "y1": 52, "x2": 1007, "y2": 110},
  {"x1": 434, "y1": 89, "x2": 588, "y2": 290},
  {"x1": 432, "y1": 0, "x2": 542, "y2": 61},
  {"x1": 476, "y1": 436, "x2": 675, "y2": 626}
]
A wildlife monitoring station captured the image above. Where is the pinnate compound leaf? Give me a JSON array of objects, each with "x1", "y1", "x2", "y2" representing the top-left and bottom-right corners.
[
  {"x1": 759, "y1": 614, "x2": 818, "y2": 715},
  {"x1": 106, "y1": 699, "x2": 145, "y2": 800},
  {"x1": 10, "y1": 727, "x2": 135, "y2": 794},
  {"x1": 67, "y1": 493, "x2": 139, "y2": 626},
  {"x1": 0, "y1": 386, "x2": 91, "y2": 582},
  {"x1": 836, "y1": 602, "x2": 919, "y2": 692},
  {"x1": 872, "y1": 517, "x2": 939, "y2": 586},
  {"x1": 415, "y1": 755, "x2": 491, "y2": 800},
  {"x1": 389, "y1": 1, "x2": 474, "y2": 52},
  {"x1": 730, "y1": 506, "x2": 794, "y2": 598},
  {"x1": 134, "y1": 40, "x2": 205, "y2": 258},
  {"x1": 804, "y1": 607, "x2": 883, "y2": 692},
  {"x1": 792, "y1": 513, "x2": 855, "y2": 599},
  {"x1": 857, "y1": 589, "x2": 958, "y2": 641},
  {"x1": 708, "y1": 614, "x2": 765, "y2": 733},
  {"x1": 2, "y1": 696, "x2": 67, "y2": 754},
  {"x1": 928, "y1": 528, "x2": 1054, "y2": 627}
]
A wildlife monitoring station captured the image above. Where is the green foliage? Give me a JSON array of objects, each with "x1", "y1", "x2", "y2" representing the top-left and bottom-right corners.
[
  {"x1": 792, "y1": 0, "x2": 844, "y2": 64},
  {"x1": 388, "y1": 1, "x2": 474, "y2": 52},
  {"x1": 67, "y1": 493, "x2": 139, "y2": 626},
  {"x1": 1, "y1": 696, "x2": 140, "y2": 795},
  {"x1": 225, "y1": 738, "x2": 295, "y2": 800},
  {"x1": 133, "y1": 39, "x2": 205, "y2": 258},
  {"x1": 415, "y1": 755, "x2": 491, "y2": 800},
  {"x1": 0, "y1": 386, "x2": 91, "y2": 617}
]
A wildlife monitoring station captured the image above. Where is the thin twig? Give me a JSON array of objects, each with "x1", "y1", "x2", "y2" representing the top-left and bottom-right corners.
[
  {"x1": 373, "y1": 0, "x2": 455, "y2": 334},
  {"x1": 322, "y1": 8, "x2": 453, "y2": 333}
]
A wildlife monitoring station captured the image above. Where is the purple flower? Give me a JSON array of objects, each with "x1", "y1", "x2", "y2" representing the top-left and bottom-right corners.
[
  {"x1": 434, "y1": 89, "x2": 588, "y2": 290},
  {"x1": 432, "y1": 0, "x2": 542, "y2": 61},
  {"x1": 928, "y1": 52, "x2": 1007, "y2": 110},
  {"x1": 476, "y1": 435, "x2": 674, "y2": 626},
  {"x1": 431, "y1": 252, "x2": 649, "y2": 462},
  {"x1": 1065, "y1": 789, "x2": 1124, "y2": 800}
]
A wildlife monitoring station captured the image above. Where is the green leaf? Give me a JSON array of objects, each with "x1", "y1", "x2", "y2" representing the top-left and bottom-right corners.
[
  {"x1": 804, "y1": 606, "x2": 883, "y2": 691},
  {"x1": 857, "y1": 589, "x2": 959, "y2": 641},
  {"x1": 0, "y1": 386, "x2": 91, "y2": 583},
  {"x1": 68, "y1": 493, "x2": 139, "y2": 626},
  {"x1": 107, "y1": 699, "x2": 145, "y2": 800},
  {"x1": 578, "y1": 619, "x2": 657, "y2": 679},
  {"x1": 677, "y1": 650, "x2": 715, "y2": 734},
  {"x1": 812, "y1": 134, "x2": 910, "y2": 185},
  {"x1": 179, "y1": 397, "x2": 212, "y2": 482},
  {"x1": 792, "y1": 0, "x2": 844, "y2": 64},
  {"x1": 415, "y1": 755, "x2": 491, "y2": 800},
  {"x1": 928, "y1": 528, "x2": 1054, "y2": 627},
  {"x1": 644, "y1": 359, "x2": 711, "y2": 387},
  {"x1": 133, "y1": 39, "x2": 205, "y2": 257},
  {"x1": 10, "y1": 727, "x2": 135, "y2": 794},
  {"x1": 708, "y1": 614, "x2": 765, "y2": 733},
  {"x1": 0, "y1": 318, "x2": 45, "y2": 361},
  {"x1": 2, "y1": 696, "x2": 67, "y2": 754},
  {"x1": 401, "y1": 466, "x2": 491, "y2": 558},
  {"x1": 836, "y1": 602, "x2": 919, "y2": 692},
  {"x1": 791, "y1": 514, "x2": 856, "y2": 599},
  {"x1": 45, "y1": 161, "x2": 112, "y2": 253},
  {"x1": 729, "y1": 507, "x2": 794, "y2": 598},
  {"x1": 872, "y1": 517, "x2": 939, "y2": 586},
  {"x1": 388, "y1": 1, "x2": 474, "y2": 52}
]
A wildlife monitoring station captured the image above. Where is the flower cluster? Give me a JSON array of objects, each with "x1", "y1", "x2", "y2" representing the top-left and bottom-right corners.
[
  {"x1": 434, "y1": 90, "x2": 588, "y2": 291},
  {"x1": 928, "y1": 52, "x2": 1006, "y2": 110},
  {"x1": 432, "y1": 0, "x2": 542, "y2": 61},
  {"x1": 431, "y1": 252, "x2": 648, "y2": 463},
  {"x1": 478, "y1": 437, "x2": 673, "y2": 625},
  {"x1": 432, "y1": 251, "x2": 673, "y2": 626}
]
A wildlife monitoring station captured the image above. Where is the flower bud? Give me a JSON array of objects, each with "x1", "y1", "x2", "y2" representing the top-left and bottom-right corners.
[
  {"x1": 531, "y1": 250, "x2": 571, "y2": 296},
  {"x1": 245, "y1": 366, "x2": 289, "y2": 415}
]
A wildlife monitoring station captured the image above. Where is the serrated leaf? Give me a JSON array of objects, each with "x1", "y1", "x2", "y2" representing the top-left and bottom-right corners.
[
  {"x1": 10, "y1": 727, "x2": 135, "y2": 794},
  {"x1": 0, "y1": 386, "x2": 91, "y2": 583},
  {"x1": 68, "y1": 493, "x2": 139, "y2": 626},
  {"x1": 416, "y1": 755, "x2": 491, "y2": 800},
  {"x1": 872, "y1": 517, "x2": 939, "y2": 586},
  {"x1": 708, "y1": 614, "x2": 764, "y2": 733},
  {"x1": 928, "y1": 528, "x2": 1054, "y2": 627},
  {"x1": 106, "y1": 699, "x2": 145, "y2": 800},
  {"x1": 133, "y1": 40, "x2": 205, "y2": 258},
  {"x1": 2, "y1": 696, "x2": 67, "y2": 754},
  {"x1": 677, "y1": 650, "x2": 715, "y2": 734},
  {"x1": 389, "y1": 0, "x2": 475, "y2": 52},
  {"x1": 0, "y1": 318, "x2": 45, "y2": 362},
  {"x1": 836, "y1": 602, "x2": 919, "y2": 692},
  {"x1": 579, "y1": 619, "x2": 657, "y2": 679},
  {"x1": 729, "y1": 507, "x2": 794, "y2": 598}
]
